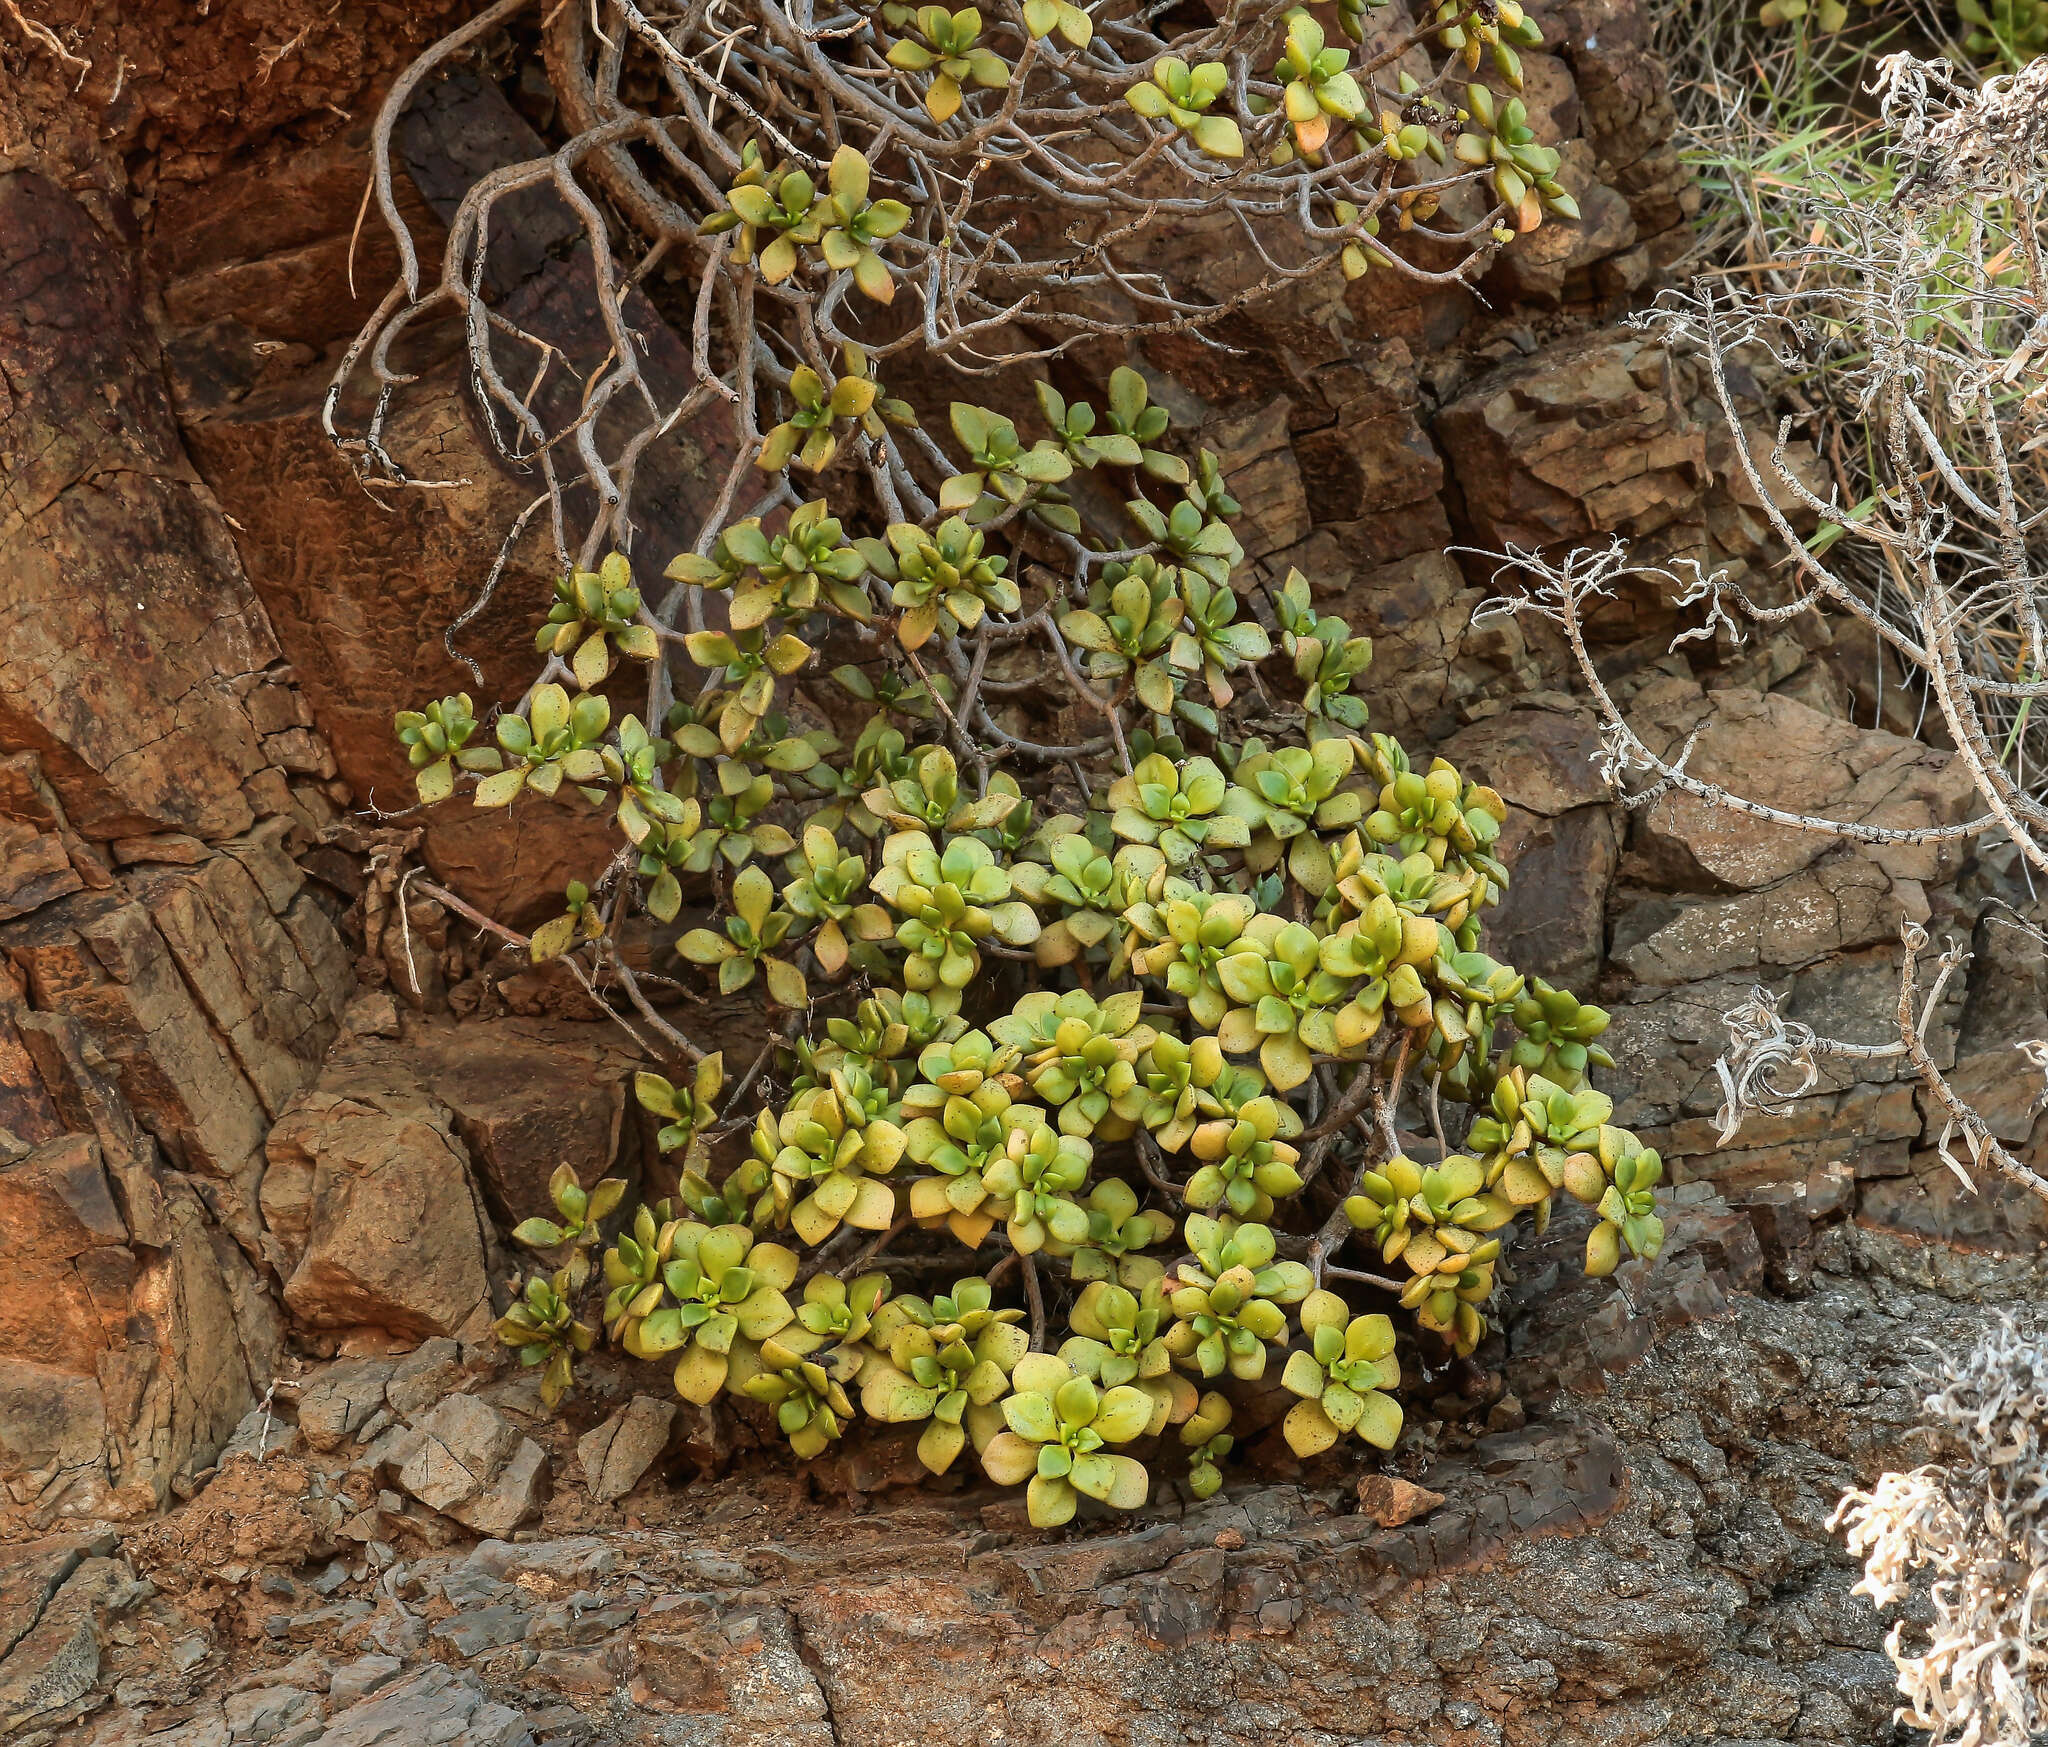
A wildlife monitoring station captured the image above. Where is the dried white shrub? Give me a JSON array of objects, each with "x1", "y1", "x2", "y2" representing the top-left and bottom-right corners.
[{"x1": 1834, "y1": 1318, "x2": 2048, "y2": 1747}]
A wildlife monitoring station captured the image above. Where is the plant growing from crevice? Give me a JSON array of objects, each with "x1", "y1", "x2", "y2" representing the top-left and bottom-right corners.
[{"x1": 357, "y1": 0, "x2": 1688, "y2": 1524}]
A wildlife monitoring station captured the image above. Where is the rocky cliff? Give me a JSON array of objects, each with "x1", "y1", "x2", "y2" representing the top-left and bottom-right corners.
[{"x1": 1, "y1": 0, "x2": 2043, "y2": 1740}]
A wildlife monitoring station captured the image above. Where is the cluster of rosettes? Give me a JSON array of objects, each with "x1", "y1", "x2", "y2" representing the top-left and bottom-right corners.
[
  {"x1": 579, "y1": 1189, "x2": 1408, "y2": 1524},
  {"x1": 452, "y1": 326, "x2": 1667, "y2": 1513},
  {"x1": 630, "y1": 930, "x2": 1659, "y2": 1357}
]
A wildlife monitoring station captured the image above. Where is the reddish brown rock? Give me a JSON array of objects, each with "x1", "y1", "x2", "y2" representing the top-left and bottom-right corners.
[
  {"x1": 1631, "y1": 680, "x2": 1979, "y2": 890},
  {"x1": 261, "y1": 1039, "x2": 495, "y2": 1340},
  {"x1": 1354, "y1": 1473, "x2": 1446, "y2": 1528},
  {"x1": 0, "y1": 171, "x2": 297, "y2": 844},
  {"x1": 1435, "y1": 328, "x2": 1709, "y2": 554},
  {"x1": 408, "y1": 1018, "x2": 643, "y2": 1230},
  {"x1": 1, "y1": 892, "x2": 273, "y2": 1241},
  {"x1": 0, "y1": 1134, "x2": 130, "y2": 1375}
]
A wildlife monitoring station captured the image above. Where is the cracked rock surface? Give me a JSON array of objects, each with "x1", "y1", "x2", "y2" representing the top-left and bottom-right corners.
[{"x1": 0, "y1": 1225, "x2": 1990, "y2": 1747}]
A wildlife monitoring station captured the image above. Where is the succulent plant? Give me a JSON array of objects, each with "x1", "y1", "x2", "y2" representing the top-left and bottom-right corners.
[
  {"x1": 1185, "y1": 1093, "x2": 1304, "y2": 1219},
  {"x1": 1020, "y1": 0, "x2": 1091, "y2": 44},
  {"x1": 681, "y1": 621, "x2": 819, "y2": 754},
  {"x1": 383, "y1": 0, "x2": 1681, "y2": 1525},
  {"x1": 1059, "y1": 560, "x2": 1187, "y2": 717},
  {"x1": 1106, "y1": 753, "x2": 1248, "y2": 866},
  {"x1": 1125, "y1": 57, "x2": 1244, "y2": 158},
  {"x1": 1357, "y1": 738, "x2": 1507, "y2": 866},
  {"x1": 688, "y1": 758, "x2": 800, "y2": 867},
  {"x1": 903, "y1": 1073, "x2": 1028, "y2": 1246},
  {"x1": 1181, "y1": 1390, "x2": 1234, "y2": 1498},
  {"x1": 860, "y1": 516, "x2": 1021, "y2": 649},
  {"x1": 395, "y1": 693, "x2": 501, "y2": 805},
  {"x1": 599, "y1": 1203, "x2": 678, "y2": 1343},
  {"x1": 512, "y1": 1162, "x2": 628, "y2": 1251},
  {"x1": 757, "y1": 345, "x2": 912, "y2": 474},
  {"x1": 1034, "y1": 381, "x2": 1143, "y2": 474},
  {"x1": 1127, "y1": 1032, "x2": 1286, "y2": 1158},
  {"x1": 1343, "y1": 1153, "x2": 1500, "y2": 1269},
  {"x1": 1343, "y1": 1155, "x2": 1502, "y2": 1355},
  {"x1": 1585, "y1": 1133, "x2": 1664, "y2": 1278},
  {"x1": 1271, "y1": 9, "x2": 1368, "y2": 152},
  {"x1": 1278, "y1": 1293, "x2": 1402, "y2": 1454},
  {"x1": 864, "y1": 745, "x2": 1022, "y2": 836},
  {"x1": 526, "y1": 877, "x2": 609, "y2": 965},
  {"x1": 873, "y1": 830, "x2": 1039, "y2": 1008},
  {"x1": 823, "y1": 989, "x2": 964, "y2": 1090},
  {"x1": 748, "y1": 1084, "x2": 906, "y2": 1244},
  {"x1": 536, "y1": 551, "x2": 662, "y2": 687},
  {"x1": 1428, "y1": 0, "x2": 1542, "y2": 88},
  {"x1": 630, "y1": 1222, "x2": 803, "y2": 1401},
  {"x1": 1274, "y1": 570, "x2": 1373, "y2": 730},
  {"x1": 1221, "y1": 737, "x2": 1363, "y2": 894},
  {"x1": 886, "y1": 6, "x2": 1011, "y2": 123},
  {"x1": 705, "y1": 140, "x2": 817, "y2": 277},
  {"x1": 1507, "y1": 979, "x2": 1615, "y2": 1088},
  {"x1": 809, "y1": 144, "x2": 913, "y2": 301},
  {"x1": 1098, "y1": 366, "x2": 1187, "y2": 484},
  {"x1": 1067, "y1": 1178, "x2": 1178, "y2": 1287},
  {"x1": 940, "y1": 402, "x2": 1073, "y2": 516},
  {"x1": 899, "y1": 1027, "x2": 1020, "y2": 1111},
  {"x1": 795, "y1": 1269, "x2": 893, "y2": 1342},
  {"x1": 980, "y1": 1116, "x2": 1094, "y2": 1252},
  {"x1": 1126, "y1": 892, "x2": 1258, "y2": 1030},
  {"x1": 1165, "y1": 573, "x2": 1268, "y2": 716},
  {"x1": 678, "y1": 864, "x2": 808, "y2": 1006},
  {"x1": 741, "y1": 1333, "x2": 861, "y2": 1456},
  {"x1": 729, "y1": 499, "x2": 874, "y2": 629},
  {"x1": 475, "y1": 683, "x2": 613, "y2": 809},
  {"x1": 1007, "y1": 833, "x2": 1153, "y2": 967},
  {"x1": 862, "y1": 1277, "x2": 1029, "y2": 1473},
  {"x1": 634, "y1": 1054, "x2": 726, "y2": 1169},
  {"x1": 980, "y1": 1353, "x2": 1155, "y2": 1526},
  {"x1": 1163, "y1": 1215, "x2": 1313, "y2": 1380},
  {"x1": 990, "y1": 989, "x2": 1156, "y2": 1138},
  {"x1": 1061, "y1": 1278, "x2": 1171, "y2": 1388},
  {"x1": 782, "y1": 825, "x2": 894, "y2": 977},
  {"x1": 1214, "y1": 913, "x2": 1378, "y2": 1090},
  {"x1": 494, "y1": 1265, "x2": 597, "y2": 1409},
  {"x1": 1454, "y1": 82, "x2": 1574, "y2": 224}
]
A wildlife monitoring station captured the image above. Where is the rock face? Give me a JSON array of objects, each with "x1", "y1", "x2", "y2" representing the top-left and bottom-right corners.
[
  {"x1": 0, "y1": 173, "x2": 312, "y2": 844},
  {"x1": 1443, "y1": 707, "x2": 1622, "y2": 991},
  {"x1": 405, "y1": 1019, "x2": 648, "y2": 1230},
  {"x1": 4, "y1": 2, "x2": 2047, "y2": 1742},
  {"x1": 387, "y1": 1396, "x2": 549, "y2": 1539},
  {"x1": 578, "y1": 1399, "x2": 677, "y2": 1506},
  {"x1": 13, "y1": 1231, "x2": 1999, "y2": 1747},
  {"x1": 260, "y1": 1040, "x2": 498, "y2": 1342},
  {"x1": 1435, "y1": 329, "x2": 1710, "y2": 556},
  {"x1": 0, "y1": 814, "x2": 353, "y2": 1523},
  {"x1": 1632, "y1": 680, "x2": 1977, "y2": 891}
]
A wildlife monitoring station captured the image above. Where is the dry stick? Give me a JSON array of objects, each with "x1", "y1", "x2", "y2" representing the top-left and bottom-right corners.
[
  {"x1": 1134, "y1": 1129, "x2": 1183, "y2": 1197},
  {"x1": 847, "y1": 1212, "x2": 914, "y2": 1273},
  {"x1": 411, "y1": 877, "x2": 663, "y2": 1055},
  {"x1": 1896, "y1": 924, "x2": 2048, "y2": 1205},
  {"x1": 1307, "y1": 1031, "x2": 1411, "y2": 1285},
  {"x1": 1020, "y1": 1251, "x2": 1047, "y2": 1352},
  {"x1": 1325, "y1": 1263, "x2": 1409, "y2": 1293},
  {"x1": 722, "y1": 1012, "x2": 804, "y2": 1115},
  {"x1": 900, "y1": 642, "x2": 989, "y2": 785},
  {"x1": 795, "y1": 1222, "x2": 866, "y2": 1283},
  {"x1": 2, "y1": 0, "x2": 89, "y2": 85},
  {"x1": 368, "y1": 0, "x2": 539, "y2": 298}
]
